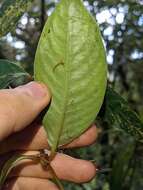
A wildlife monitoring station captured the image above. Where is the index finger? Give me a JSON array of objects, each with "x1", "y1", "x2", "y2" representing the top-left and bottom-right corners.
[{"x1": 0, "y1": 124, "x2": 98, "y2": 154}]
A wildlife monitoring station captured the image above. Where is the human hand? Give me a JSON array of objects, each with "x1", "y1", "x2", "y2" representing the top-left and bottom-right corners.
[{"x1": 0, "y1": 82, "x2": 97, "y2": 190}]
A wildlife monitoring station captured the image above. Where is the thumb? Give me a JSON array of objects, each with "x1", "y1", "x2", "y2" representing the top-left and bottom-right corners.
[{"x1": 0, "y1": 82, "x2": 51, "y2": 141}]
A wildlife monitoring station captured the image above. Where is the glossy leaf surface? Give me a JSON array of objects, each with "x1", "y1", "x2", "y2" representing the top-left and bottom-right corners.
[
  {"x1": 0, "y1": 59, "x2": 31, "y2": 89},
  {"x1": 34, "y1": 0, "x2": 107, "y2": 152}
]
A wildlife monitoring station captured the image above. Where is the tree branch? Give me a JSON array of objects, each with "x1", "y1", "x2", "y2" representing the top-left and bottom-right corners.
[{"x1": 41, "y1": 0, "x2": 46, "y2": 32}]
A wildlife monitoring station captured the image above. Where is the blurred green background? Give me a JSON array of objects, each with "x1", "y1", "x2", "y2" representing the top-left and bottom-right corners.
[{"x1": 0, "y1": 0, "x2": 143, "y2": 189}]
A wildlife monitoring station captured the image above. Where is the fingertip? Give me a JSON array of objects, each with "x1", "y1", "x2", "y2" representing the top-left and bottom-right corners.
[
  {"x1": 51, "y1": 153, "x2": 96, "y2": 184},
  {"x1": 75, "y1": 161, "x2": 96, "y2": 183},
  {"x1": 82, "y1": 124, "x2": 98, "y2": 146}
]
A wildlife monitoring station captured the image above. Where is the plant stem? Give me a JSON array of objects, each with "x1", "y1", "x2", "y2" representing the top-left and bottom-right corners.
[
  {"x1": 49, "y1": 149, "x2": 56, "y2": 161},
  {"x1": 0, "y1": 151, "x2": 64, "y2": 190},
  {"x1": 40, "y1": 0, "x2": 46, "y2": 31},
  {"x1": 39, "y1": 150, "x2": 64, "y2": 190},
  {"x1": 48, "y1": 164, "x2": 64, "y2": 190}
]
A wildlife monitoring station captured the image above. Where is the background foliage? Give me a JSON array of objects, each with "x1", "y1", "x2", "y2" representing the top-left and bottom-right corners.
[{"x1": 0, "y1": 0, "x2": 143, "y2": 189}]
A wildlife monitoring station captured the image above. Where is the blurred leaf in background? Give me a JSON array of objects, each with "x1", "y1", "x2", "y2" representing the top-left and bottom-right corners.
[{"x1": 0, "y1": 59, "x2": 31, "y2": 88}]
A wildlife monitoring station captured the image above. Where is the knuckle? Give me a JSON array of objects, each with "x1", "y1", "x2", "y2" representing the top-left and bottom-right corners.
[{"x1": 0, "y1": 92, "x2": 16, "y2": 129}]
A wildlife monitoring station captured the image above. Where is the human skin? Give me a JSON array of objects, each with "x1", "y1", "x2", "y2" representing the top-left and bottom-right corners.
[{"x1": 0, "y1": 82, "x2": 97, "y2": 190}]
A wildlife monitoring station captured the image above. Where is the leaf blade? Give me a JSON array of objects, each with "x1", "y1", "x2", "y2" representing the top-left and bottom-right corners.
[
  {"x1": 0, "y1": 0, "x2": 33, "y2": 37},
  {"x1": 34, "y1": 0, "x2": 107, "y2": 152},
  {"x1": 102, "y1": 87, "x2": 143, "y2": 141},
  {"x1": 0, "y1": 154, "x2": 38, "y2": 189},
  {"x1": 0, "y1": 59, "x2": 31, "y2": 89},
  {"x1": 109, "y1": 141, "x2": 135, "y2": 190}
]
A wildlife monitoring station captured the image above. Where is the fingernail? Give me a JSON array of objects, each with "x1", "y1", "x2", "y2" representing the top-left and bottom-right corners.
[{"x1": 18, "y1": 82, "x2": 49, "y2": 98}]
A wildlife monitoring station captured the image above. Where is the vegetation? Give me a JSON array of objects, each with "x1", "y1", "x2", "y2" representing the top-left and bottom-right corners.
[{"x1": 0, "y1": 0, "x2": 143, "y2": 189}]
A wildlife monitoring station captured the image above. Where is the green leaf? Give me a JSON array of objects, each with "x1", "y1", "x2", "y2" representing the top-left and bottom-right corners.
[
  {"x1": 0, "y1": 59, "x2": 31, "y2": 89},
  {"x1": 102, "y1": 87, "x2": 143, "y2": 141},
  {"x1": 34, "y1": 0, "x2": 107, "y2": 153},
  {"x1": 0, "y1": 154, "x2": 39, "y2": 188},
  {"x1": 0, "y1": 152, "x2": 64, "y2": 190},
  {"x1": 0, "y1": 0, "x2": 33, "y2": 37},
  {"x1": 109, "y1": 142, "x2": 135, "y2": 190}
]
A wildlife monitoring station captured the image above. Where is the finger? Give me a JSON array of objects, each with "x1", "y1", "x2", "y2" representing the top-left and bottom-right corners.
[
  {"x1": 65, "y1": 124, "x2": 98, "y2": 148},
  {"x1": 4, "y1": 151, "x2": 96, "y2": 183},
  {"x1": 0, "y1": 124, "x2": 97, "y2": 154},
  {"x1": 0, "y1": 82, "x2": 51, "y2": 141},
  {"x1": 4, "y1": 177, "x2": 59, "y2": 190}
]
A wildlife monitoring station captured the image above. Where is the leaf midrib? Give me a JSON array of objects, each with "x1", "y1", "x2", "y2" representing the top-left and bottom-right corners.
[{"x1": 51, "y1": 0, "x2": 71, "y2": 152}]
